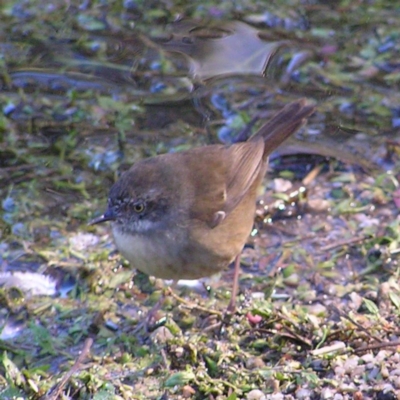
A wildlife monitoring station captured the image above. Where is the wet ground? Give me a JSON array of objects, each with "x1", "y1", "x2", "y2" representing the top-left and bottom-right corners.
[{"x1": 1, "y1": 1, "x2": 400, "y2": 399}]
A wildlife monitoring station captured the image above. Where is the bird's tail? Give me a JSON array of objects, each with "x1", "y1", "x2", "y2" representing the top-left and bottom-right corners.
[{"x1": 251, "y1": 99, "x2": 315, "y2": 159}]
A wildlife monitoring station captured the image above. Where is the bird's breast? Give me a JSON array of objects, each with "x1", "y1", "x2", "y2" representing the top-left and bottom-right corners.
[
  {"x1": 111, "y1": 225, "x2": 226, "y2": 280},
  {"x1": 112, "y1": 226, "x2": 176, "y2": 279}
]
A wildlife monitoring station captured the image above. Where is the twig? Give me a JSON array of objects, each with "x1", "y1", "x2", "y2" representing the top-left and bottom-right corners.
[
  {"x1": 44, "y1": 337, "x2": 93, "y2": 400},
  {"x1": 280, "y1": 324, "x2": 313, "y2": 347},
  {"x1": 311, "y1": 341, "x2": 346, "y2": 356},
  {"x1": 353, "y1": 340, "x2": 400, "y2": 353},
  {"x1": 328, "y1": 305, "x2": 383, "y2": 343},
  {"x1": 302, "y1": 164, "x2": 324, "y2": 186},
  {"x1": 320, "y1": 235, "x2": 370, "y2": 252}
]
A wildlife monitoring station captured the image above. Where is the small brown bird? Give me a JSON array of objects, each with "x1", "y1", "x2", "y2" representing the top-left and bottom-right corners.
[{"x1": 90, "y1": 99, "x2": 315, "y2": 311}]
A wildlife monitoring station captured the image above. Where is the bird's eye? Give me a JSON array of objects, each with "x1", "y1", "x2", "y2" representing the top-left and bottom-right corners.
[{"x1": 133, "y1": 202, "x2": 145, "y2": 213}]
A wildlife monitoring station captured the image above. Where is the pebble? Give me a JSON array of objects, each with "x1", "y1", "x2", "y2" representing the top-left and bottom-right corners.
[
  {"x1": 332, "y1": 359, "x2": 343, "y2": 368},
  {"x1": 391, "y1": 353, "x2": 400, "y2": 363},
  {"x1": 273, "y1": 178, "x2": 292, "y2": 192},
  {"x1": 333, "y1": 366, "x2": 346, "y2": 377},
  {"x1": 283, "y1": 273, "x2": 300, "y2": 287},
  {"x1": 251, "y1": 292, "x2": 266, "y2": 300},
  {"x1": 307, "y1": 198, "x2": 331, "y2": 212},
  {"x1": 247, "y1": 389, "x2": 266, "y2": 400},
  {"x1": 310, "y1": 359, "x2": 327, "y2": 371},
  {"x1": 181, "y1": 385, "x2": 196, "y2": 398},
  {"x1": 393, "y1": 377, "x2": 400, "y2": 389},
  {"x1": 389, "y1": 369, "x2": 400, "y2": 376},
  {"x1": 365, "y1": 362, "x2": 375, "y2": 370},
  {"x1": 360, "y1": 353, "x2": 375, "y2": 364},
  {"x1": 343, "y1": 356, "x2": 359, "y2": 373},
  {"x1": 324, "y1": 284, "x2": 337, "y2": 296},
  {"x1": 358, "y1": 383, "x2": 370, "y2": 392},
  {"x1": 348, "y1": 292, "x2": 363, "y2": 310},
  {"x1": 296, "y1": 388, "x2": 312, "y2": 399},
  {"x1": 376, "y1": 350, "x2": 390, "y2": 362},
  {"x1": 381, "y1": 364, "x2": 390, "y2": 379},
  {"x1": 149, "y1": 326, "x2": 173, "y2": 344},
  {"x1": 306, "y1": 303, "x2": 327, "y2": 316},
  {"x1": 353, "y1": 391, "x2": 363, "y2": 400},
  {"x1": 368, "y1": 366, "x2": 380, "y2": 380},
  {"x1": 338, "y1": 383, "x2": 357, "y2": 392},
  {"x1": 268, "y1": 394, "x2": 284, "y2": 400},
  {"x1": 320, "y1": 387, "x2": 334, "y2": 399},
  {"x1": 246, "y1": 357, "x2": 265, "y2": 370},
  {"x1": 351, "y1": 365, "x2": 366, "y2": 379},
  {"x1": 376, "y1": 383, "x2": 395, "y2": 393}
]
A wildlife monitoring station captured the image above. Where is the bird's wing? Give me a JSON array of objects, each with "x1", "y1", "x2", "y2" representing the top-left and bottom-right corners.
[{"x1": 184, "y1": 140, "x2": 265, "y2": 228}]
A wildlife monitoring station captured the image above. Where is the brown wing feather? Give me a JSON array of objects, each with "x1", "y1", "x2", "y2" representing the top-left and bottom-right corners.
[
  {"x1": 251, "y1": 99, "x2": 316, "y2": 159},
  {"x1": 222, "y1": 139, "x2": 265, "y2": 215},
  {"x1": 186, "y1": 99, "x2": 315, "y2": 227},
  {"x1": 184, "y1": 141, "x2": 265, "y2": 227}
]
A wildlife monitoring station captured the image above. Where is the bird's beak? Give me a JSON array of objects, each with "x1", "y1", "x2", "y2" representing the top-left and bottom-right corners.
[{"x1": 88, "y1": 208, "x2": 116, "y2": 226}]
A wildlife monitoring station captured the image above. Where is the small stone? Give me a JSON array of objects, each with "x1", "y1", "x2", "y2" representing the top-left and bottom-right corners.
[
  {"x1": 269, "y1": 394, "x2": 284, "y2": 400},
  {"x1": 173, "y1": 346, "x2": 185, "y2": 358},
  {"x1": 381, "y1": 364, "x2": 390, "y2": 379},
  {"x1": 365, "y1": 362, "x2": 375, "y2": 370},
  {"x1": 307, "y1": 198, "x2": 331, "y2": 212},
  {"x1": 353, "y1": 392, "x2": 363, "y2": 400},
  {"x1": 246, "y1": 389, "x2": 266, "y2": 400},
  {"x1": 306, "y1": 303, "x2": 327, "y2": 316},
  {"x1": 390, "y1": 369, "x2": 400, "y2": 376},
  {"x1": 376, "y1": 350, "x2": 390, "y2": 362},
  {"x1": 368, "y1": 366, "x2": 380, "y2": 380},
  {"x1": 149, "y1": 326, "x2": 173, "y2": 344},
  {"x1": 310, "y1": 359, "x2": 327, "y2": 371},
  {"x1": 324, "y1": 284, "x2": 337, "y2": 296},
  {"x1": 283, "y1": 273, "x2": 300, "y2": 287},
  {"x1": 181, "y1": 385, "x2": 196, "y2": 398},
  {"x1": 376, "y1": 383, "x2": 395, "y2": 393},
  {"x1": 338, "y1": 383, "x2": 356, "y2": 392},
  {"x1": 296, "y1": 388, "x2": 312, "y2": 399},
  {"x1": 343, "y1": 356, "x2": 359, "y2": 373},
  {"x1": 300, "y1": 289, "x2": 317, "y2": 302},
  {"x1": 378, "y1": 282, "x2": 392, "y2": 298},
  {"x1": 251, "y1": 292, "x2": 266, "y2": 300},
  {"x1": 332, "y1": 359, "x2": 344, "y2": 368},
  {"x1": 349, "y1": 292, "x2": 363, "y2": 310},
  {"x1": 333, "y1": 394, "x2": 344, "y2": 400},
  {"x1": 385, "y1": 384, "x2": 396, "y2": 392},
  {"x1": 353, "y1": 213, "x2": 379, "y2": 228},
  {"x1": 246, "y1": 357, "x2": 266, "y2": 370},
  {"x1": 334, "y1": 366, "x2": 346, "y2": 377},
  {"x1": 351, "y1": 365, "x2": 366, "y2": 379},
  {"x1": 360, "y1": 353, "x2": 375, "y2": 364},
  {"x1": 393, "y1": 377, "x2": 400, "y2": 390},
  {"x1": 273, "y1": 178, "x2": 292, "y2": 192},
  {"x1": 320, "y1": 387, "x2": 334, "y2": 399}
]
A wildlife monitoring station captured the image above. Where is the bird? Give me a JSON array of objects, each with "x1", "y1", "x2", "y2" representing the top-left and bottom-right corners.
[{"x1": 89, "y1": 99, "x2": 315, "y2": 312}]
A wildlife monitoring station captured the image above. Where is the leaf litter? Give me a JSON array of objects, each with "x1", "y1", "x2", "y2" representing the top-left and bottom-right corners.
[{"x1": 0, "y1": 1, "x2": 400, "y2": 399}]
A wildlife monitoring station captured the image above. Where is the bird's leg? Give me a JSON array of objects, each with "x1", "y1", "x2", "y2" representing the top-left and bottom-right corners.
[
  {"x1": 227, "y1": 254, "x2": 241, "y2": 312},
  {"x1": 202, "y1": 255, "x2": 242, "y2": 334}
]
